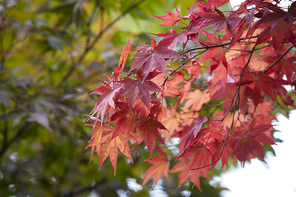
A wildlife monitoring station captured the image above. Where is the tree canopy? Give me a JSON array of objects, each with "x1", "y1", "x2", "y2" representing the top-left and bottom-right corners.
[{"x1": 0, "y1": 0, "x2": 295, "y2": 196}]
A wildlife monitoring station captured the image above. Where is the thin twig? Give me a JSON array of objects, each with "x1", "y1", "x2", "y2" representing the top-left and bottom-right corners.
[
  {"x1": 0, "y1": 122, "x2": 29, "y2": 158},
  {"x1": 191, "y1": 46, "x2": 256, "y2": 170}
]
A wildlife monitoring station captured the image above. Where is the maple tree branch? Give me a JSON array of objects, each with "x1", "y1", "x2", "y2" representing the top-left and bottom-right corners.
[
  {"x1": 191, "y1": 47, "x2": 256, "y2": 171},
  {"x1": 61, "y1": 177, "x2": 107, "y2": 197},
  {"x1": 180, "y1": 102, "x2": 225, "y2": 116},
  {"x1": 264, "y1": 46, "x2": 293, "y2": 73},
  {"x1": 191, "y1": 111, "x2": 236, "y2": 170},
  {"x1": 58, "y1": 0, "x2": 146, "y2": 88},
  {"x1": 181, "y1": 35, "x2": 260, "y2": 55},
  {"x1": 248, "y1": 45, "x2": 294, "y2": 73},
  {"x1": 0, "y1": 122, "x2": 29, "y2": 159},
  {"x1": 159, "y1": 50, "x2": 207, "y2": 91}
]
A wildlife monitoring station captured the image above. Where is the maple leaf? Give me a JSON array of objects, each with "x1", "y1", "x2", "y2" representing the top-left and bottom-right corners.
[
  {"x1": 118, "y1": 69, "x2": 161, "y2": 111},
  {"x1": 201, "y1": 8, "x2": 240, "y2": 35},
  {"x1": 208, "y1": 138, "x2": 232, "y2": 170},
  {"x1": 241, "y1": 72, "x2": 287, "y2": 102},
  {"x1": 153, "y1": 6, "x2": 182, "y2": 26},
  {"x1": 142, "y1": 147, "x2": 170, "y2": 186},
  {"x1": 182, "y1": 59, "x2": 201, "y2": 81},
  {"x1": 208, "y1": 0, "x2": 229, "y2": 7},
  {"x1": 230, "y1": 119, "x2": 275, "y2": 167},
  {"x1": 170, "y1": 157, "x2": 203, "y2": 191},
  {"x1": 149, "y1": 100, "x2": 166, "y2": 121},
  {"x1": 110, "y1": 102, "x2": 136, "y2": 142},
  {"x1": 91, "y1": 81, "x2": 122, "y2": 123},
  {"x1": 85, "y1": 121, "x2": 113, "y2": 162},
  {"x1": 178, "y1": 142, "x2": 212, "y2": 178},
  {"x1": 114, "y1": 37, "x2": 131, "y2": 80},
  {"x1": 152, "y1": 29, "x2": 188, "y2": 49},
  {"x1": 136, "y1": 116, "x2": 167, "y2": 157},
  {"x1": 183, "y1": 89, "x2": 210, "y2": 111},
  {"x1": 178, "y1": 116, "x2": 208, "y2": 155},
  {"x1": 261, "y1": 51, "x2": 296, "y2": 81},
  {"x1": 162, "y1": 106, "x2": 182, "y2": 141},
  {"x1": 99, "y1": 131, "x2": 133, "y2": 175},
  {"x1": 128, "y1": 38, "x2": 184, "y2": 81},
  {"x1": 245, "y1": 2, "x2": 296, "y2": 50},
  {"x1": 199, "y1": 32, "x2": 227, "y2": 69},
  {"x1": 162, "y1": 70, "x2": 184, "y2": 97}
]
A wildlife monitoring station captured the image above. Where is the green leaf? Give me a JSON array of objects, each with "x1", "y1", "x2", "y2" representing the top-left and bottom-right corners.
[{"x1": 47, "y1": 35, "x2": 64, "y2": 51}]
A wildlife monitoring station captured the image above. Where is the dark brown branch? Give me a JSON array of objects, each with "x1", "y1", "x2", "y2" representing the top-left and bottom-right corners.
[
  {"x1": 61, "y1": 177, "x2": 107, "y2": 197},
  {"x1": 181, "y1": 35, "x2": 259, "y2": 55},
  {"x1": 263, "y1": 46, "x2": 293, "y2": 73},
  {"x1": 0, "y1": 122, "x2": 29, "y2": 158},
  {"x1": 248, "y1": 45, "x2": 294, "y2": 73},
  {"x1": 159, "y1": 50, "x2": 207, "y2": 91}
]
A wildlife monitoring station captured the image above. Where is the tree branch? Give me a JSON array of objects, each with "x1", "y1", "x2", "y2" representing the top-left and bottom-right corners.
[
  {"x1": 61, "y1": 177, "x2": 107, "y2": 197},
  {"x1": 0, "y1": 122, "x2": 29, "y2": 159}
]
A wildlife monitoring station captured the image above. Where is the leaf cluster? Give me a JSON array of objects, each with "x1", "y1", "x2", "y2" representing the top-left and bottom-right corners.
[{"x1": 86, "y1": 0, "x2": 296, "y2": 190}]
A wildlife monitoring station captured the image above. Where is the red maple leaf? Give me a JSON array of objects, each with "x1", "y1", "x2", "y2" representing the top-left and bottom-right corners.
[
  {"x1": 178, "y1": 116, "x2": 208, "y2": 155},
  {"x1": 128, "y1": 38, "x2": 184, "y2": 81},
  {"x1": 152, "y1": 29, "x2": 188, "y2": 49},
  {"x1": 208, "y1": 138, "x2": 232, "y2": 170},
  {"x1": 142, "y1": 147, "x2": 170, "y2": 186},
  {"x1": 230, "y1": 119, "x2": 275, "y2": 167},
  {"x1": 91, "y1": 80, "x2": 122, "y2": 123},
  {"x1": 136, "y1": 116, "x2": 167, "y2": 157},
  {"x1": 178, "y1": 142, "x2": 212, "y2": 178},
  {"x1": 118, "y1": 69, "x2": 161, "y2": 111},
  {"x1": 199, "y1": 32, "x2": 228, "y2": 69},
  {"x1": 153, "y1": 6, "x2": 182, "y2": 26},
  {"x1": 182, "y1": 59, "x2": 201, "y2": 81},
  {"x1": 170, "y1": 157, "x2": 203, "y2": 191},
  {"x1": 245, "y1": 2, "x2": 296, "y2": 50},
  {"x1": 241, "y1": 72, "x2": 287, "y2": 101},
  {"x1": 110, "y1": 102, "x2": 136, "y2": 142},
  {"x1": 162, "y1": 70, "x2": 184, "y2": 97},
  {"x1": 162, "y1": 106, "x2": 182, "y2": 141},
  {"x1": 201, "y1": 8, "x2": 240, "y2": 35},
  {"x1": 208, "y1": 0, "x2": 229, "y2": 7}
]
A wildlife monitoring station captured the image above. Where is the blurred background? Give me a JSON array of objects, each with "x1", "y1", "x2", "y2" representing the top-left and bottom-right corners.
[{"x1": 0, "y1": 0, "x2": 227, "y2": 196}]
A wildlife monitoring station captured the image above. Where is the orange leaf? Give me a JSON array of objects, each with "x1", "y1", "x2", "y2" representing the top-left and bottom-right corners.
[
  {"x1": 118, "y1": 37, "x2": 131, "y2": 70},
  {"x1": 162, "y1": 106, "x2": 182, "y2": 141},
  {"x1": 85, "y1": 121, "x2": 113, "y2": 162},
  {"x1": 99, "y1": 132, "x2": 133, "y2": 175},
  {"x1": 179, "y1": 142, "x2": 212, "y2": 177},
  {"x1": 184, "y1": 89, "x2": 210, "y2": 111},
  {"x1": 142, "y1": 147, "x2": 170, "y2": 186}
]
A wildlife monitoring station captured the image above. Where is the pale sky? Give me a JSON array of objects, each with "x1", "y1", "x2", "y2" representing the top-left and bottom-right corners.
[{"x1": 218, "y1": 111, "x2": 296, "y2": 197}]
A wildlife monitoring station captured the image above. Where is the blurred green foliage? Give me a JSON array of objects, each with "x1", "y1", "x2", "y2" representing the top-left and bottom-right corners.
[{"x1": 0, "y1": 0, "x2": 226, "y2": 196}]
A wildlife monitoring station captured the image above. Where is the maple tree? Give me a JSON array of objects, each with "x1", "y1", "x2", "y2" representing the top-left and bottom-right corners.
[{"x1": 86, "y1": 0, "x2": 296, "y2": 190}]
